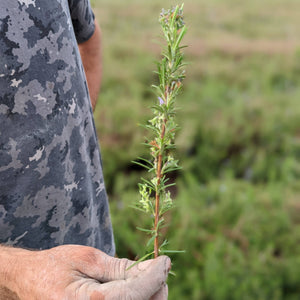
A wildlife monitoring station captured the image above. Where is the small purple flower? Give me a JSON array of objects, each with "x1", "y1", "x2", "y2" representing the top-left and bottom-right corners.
[{"x1": 158, "y1": 96, "x2": 164, "y2": 105}]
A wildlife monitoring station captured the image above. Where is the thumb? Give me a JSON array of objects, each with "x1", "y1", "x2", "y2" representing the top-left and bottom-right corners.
[
  {"x1": 90, "y1": 256, "x2": 171, "y2": 300},
  {"x1": 88, "y1": 250, "x2": 171, "y2": 283}
]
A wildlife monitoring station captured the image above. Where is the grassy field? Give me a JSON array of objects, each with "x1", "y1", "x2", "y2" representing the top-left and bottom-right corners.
[{"x1": 92, "y1": 1, "x2": 300, "y2": 299}]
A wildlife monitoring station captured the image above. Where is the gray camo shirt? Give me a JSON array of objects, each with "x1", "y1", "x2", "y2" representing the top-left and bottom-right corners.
[{"x1": 0, "y1": 0, "x2": 115, "y2": 255}]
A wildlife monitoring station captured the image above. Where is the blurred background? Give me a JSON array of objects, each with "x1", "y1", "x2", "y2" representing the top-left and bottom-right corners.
[{"x1": 92, "y1": 0, "x2": 300, "y2": 299}]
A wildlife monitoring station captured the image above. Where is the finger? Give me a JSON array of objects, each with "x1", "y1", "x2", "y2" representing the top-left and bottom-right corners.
[
  {"x1": 150, "y1": 284, "x2": 168, "y2": 300},
  {"x1": 66, "y1": 247, "x2": 131, "y2": 282}
]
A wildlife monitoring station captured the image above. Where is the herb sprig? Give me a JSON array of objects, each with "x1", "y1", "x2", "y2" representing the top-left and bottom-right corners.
[{"x1": 133, "y1": 4, "x2": 187, "y2": 261}]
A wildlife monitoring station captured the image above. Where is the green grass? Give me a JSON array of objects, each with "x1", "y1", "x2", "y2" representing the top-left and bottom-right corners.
[{"x1": 92, "y1": 1, "x2": 300, "y2": 299}]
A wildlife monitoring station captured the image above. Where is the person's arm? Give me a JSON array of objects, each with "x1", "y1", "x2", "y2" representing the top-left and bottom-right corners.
[
  {"x1": 78, "y1": 20, "x2": 102, "y2": 110},
  {"x1": 0, "y1": 244, "x2": 170, "y2": 300},
  {"x1": 0, "y1": 246, "x2": 24, "y2": 299}
]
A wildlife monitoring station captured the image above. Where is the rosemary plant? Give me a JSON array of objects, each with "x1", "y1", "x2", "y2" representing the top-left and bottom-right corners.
[{"x1": 133, "y1": 4, "x2": 187, "y2": 261}]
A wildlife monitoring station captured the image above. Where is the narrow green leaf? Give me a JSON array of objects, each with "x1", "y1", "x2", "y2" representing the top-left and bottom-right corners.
[
  {"x1": 156, "y1": 218, "x2": 165, "y2": 229},
  {"x1": 160, "y1": 239, "x2": 169, "y2": 248},
  {"x1": 174, "y1": 26, "x2": 187, "y2": 53},
  {"x1": 132, "y1": 160, "x2": 152, "y2": 170},
  {"x1": 136, "y1": 227, "x2": 153, "y2": 233},
  {"x1": 164, "y1": 182, "x2": 177, "y2": 189},
  {"x1": 160, "y1": 249, "x2": 186, "y2": 254},
  {"x1": 146, "y1": 235, "x2": 156, "y2": 249},
  {"x1": 163, "y1": 166, "x2": 182, "y2": 173},
  {"x1": 141, "y1": 178, "x2": 156, "y2": 189},
  {"x1": 137, "y1": 157, "x2": 154, "y2": 165},
  {"x1": 129, "y1": 205, "x2": 147, "y2": 213},
  {"x1": 126, "y1": 251, "x2": 154, "y2": 271},
  {"x1": 170, "y1": 5, "x2": 180, "y2": 29}
]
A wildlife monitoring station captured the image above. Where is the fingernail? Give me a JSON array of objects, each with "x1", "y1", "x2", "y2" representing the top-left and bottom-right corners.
[
  {"x1": 167, "y1": 257, "x2": 171, "y2": 271},
  {"x1": 164, "y1": 257, "x2": 171, "y2": 273}
]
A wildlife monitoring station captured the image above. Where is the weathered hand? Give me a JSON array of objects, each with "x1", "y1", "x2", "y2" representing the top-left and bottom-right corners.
[{"x1": 4, "y1": 245, "x2": 170, "y2": 300}]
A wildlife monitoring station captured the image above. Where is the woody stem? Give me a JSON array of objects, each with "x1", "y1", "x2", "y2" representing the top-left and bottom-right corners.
[{"x1": 154, "y1": 119, "x2": 166, "y2": 258}]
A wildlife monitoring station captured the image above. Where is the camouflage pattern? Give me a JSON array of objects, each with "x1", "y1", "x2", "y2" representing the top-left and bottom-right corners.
[{"x1": 0, "y1": 0, "x2": 115, "y2": 255}]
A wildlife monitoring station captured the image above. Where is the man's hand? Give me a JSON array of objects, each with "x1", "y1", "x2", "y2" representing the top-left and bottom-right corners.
[
  {"x1": 79, "y1": 21, "x2": 102, "y2": 110},
  {"x1": 0, "y1": 245, "x2": 170, "y2": 300}
]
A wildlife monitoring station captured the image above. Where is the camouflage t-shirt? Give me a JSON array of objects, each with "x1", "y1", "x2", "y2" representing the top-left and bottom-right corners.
[{"x1": 0, "y1": 0, "x2": 115, "y2": 255}]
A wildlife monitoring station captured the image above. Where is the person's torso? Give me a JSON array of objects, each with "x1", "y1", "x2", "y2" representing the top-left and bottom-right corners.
[{"x1": 0, "y1": 0, "x2": 115, "y2": 255}]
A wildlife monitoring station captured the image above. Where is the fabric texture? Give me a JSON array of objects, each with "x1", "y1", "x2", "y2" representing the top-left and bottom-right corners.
[{"x1": 0, "y1": 0, "x2": 115, "y2": 255}]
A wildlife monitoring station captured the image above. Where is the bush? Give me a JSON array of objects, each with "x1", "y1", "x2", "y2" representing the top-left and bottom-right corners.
[{"x1": 165, "y1": 176, "x2": 300, "y2": 300}]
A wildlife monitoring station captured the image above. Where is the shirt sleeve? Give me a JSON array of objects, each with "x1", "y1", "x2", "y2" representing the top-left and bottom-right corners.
[{"x1": 68, "y1": 0, "x2": 95, "y2": 44}]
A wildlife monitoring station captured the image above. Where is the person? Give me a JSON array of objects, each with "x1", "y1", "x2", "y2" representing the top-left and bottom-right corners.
[{"x1": 0, "y1": 0, "x2": 170, "y2": 299}]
